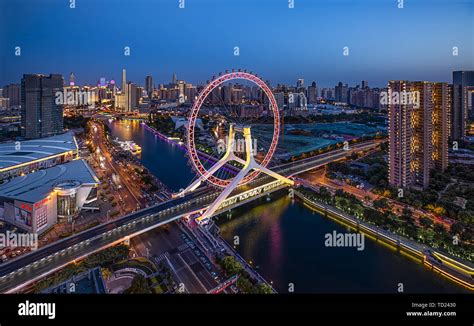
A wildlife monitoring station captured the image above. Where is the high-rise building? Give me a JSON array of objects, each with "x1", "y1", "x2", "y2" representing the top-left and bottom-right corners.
[
  {"x1": 431, "y1": 83, "x2": 451, "y2": 172},
  {"x1": 114, "y1": 93, "x2": 126, "y2": 111},
  {"x1": 21, "y1": 74, "x2": 64, "y2": 139},
  {"x1": 232, "y1": 87, "x2": 243, "y2": 104},
  {"x1": 335, "y1": 82, "x2": 348, "y2": 103},
  {"x1": 388, "y1": 81, "x2": 450, "y2": 189},
  {"x1": 274, "y1": 92, "x2": 285, "y2": 110},
  {"x1": 184, "y1": 84, "x2": 197, "y2": 103},
  {"x1": 125, "y1": 82, "x2": 138, "y2": 112},
  {"x1": 114, "y1": 69, "x2": 128, "y2": 111},
  {"x1": 388, "y1": 81, "x2": 416, "y2": 189},
  {"x1": 288, "y1": 92, "x2": 298, "y2": 110},
  {"x1": 320, "y1": 88, "x2": 335, "y2": 100},
  {"x1": 361, "y1": 80, "x2": 368, "y2": 89},
  {"x1": 136, "y1": 86, "x2": 144, "y2": 106},
  {"x1": 2, "y1": 83, "x2": 20, "y2": 107},
  {"x1": 145, "y1": 75, "x2": 153, "y2": 98},
  {"x1": 172, "y1": 73, "x2": 177, "y2": 85},
  {"x1": 0, "y1": 98, "x2": 10, "y2": 108},
  {"x1": 69, "y1": 72, "x2": 75, "y2": 86},
  {"x1": 452, "y1": 71, "x2": 474, "y2": 140},
  {"x1": 298, "y1": 92, "x2": 307, "y2": 109},
  {"x1": 223, "y1": 84, "x2": 232, "y2": 104},
  {"x1": 296, "y1": 79, "x2": 304, "y2": 88},
  {"x1": 177, "y1": 80, "x2": 186, "y2": 101},
  {"x1": 411, "y1": 82, "x2": 433, "y2": 189},
  {"x1": 121, "y1": 69, "x2": 127, "y2": 93},
  {"x1": 307, "y1": 81, "x2": 318, "y2": 104}
]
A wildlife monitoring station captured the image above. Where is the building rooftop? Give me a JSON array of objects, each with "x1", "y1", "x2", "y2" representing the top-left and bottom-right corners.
[
  {"x1": 0, "y1": 131, "x2": 78, "y2": 171},
  {"x1": 0, "y1": 159, "x2": 99, "y2": 203}
]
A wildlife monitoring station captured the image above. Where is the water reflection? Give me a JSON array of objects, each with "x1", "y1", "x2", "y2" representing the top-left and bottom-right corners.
[
  {"x1": 218, "y1": 192, "x2": 467, "y2": 293},
  {"x1": 108, "y1": 119, "x2": 467, "y2": 294},
  {"x1": 107, "y1": 119, "x2": 195, "y2": 191}
]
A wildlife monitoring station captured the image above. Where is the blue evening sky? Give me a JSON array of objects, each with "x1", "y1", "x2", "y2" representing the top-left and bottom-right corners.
[{"x1": 0, "y1": 0, "x2": 473, "y2": 87}]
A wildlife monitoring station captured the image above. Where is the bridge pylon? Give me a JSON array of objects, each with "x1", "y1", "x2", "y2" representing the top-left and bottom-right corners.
[{"x1": 178, "y1": 124, "x2": 293, "y2": 224}]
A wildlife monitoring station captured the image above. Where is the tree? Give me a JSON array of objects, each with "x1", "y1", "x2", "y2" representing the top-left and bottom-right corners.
[
  {"x1": 221, "y1": 256, "x2": 243, "y2": 276},
  {"x1": 450, "y1": 222, "x2": 464, "y2": 238},
  {"x1": 373, "y1": 198, "x2": 389, "y2": 210},
  {"x1": 433, "y1": 223, "x2": 446, "y2": 234},
  {"x1": 457, "y1": 210, "x2": 473, "y2": 224},
  {"x1": 319, "y1": 186, "x2": 331, "y2": 203},
  {"x1": 125, "y1": 275, "x2": 151, "y2": 294},
  {"x1": 460, "y1": 225, "x2": 473, "y2": 242},
  {"x1": 338, "y1": 198, "x2": 347, "y2": 209},
  {"x1": 257, "y1": 283, "x2": 273, "y2": 294},
  {"x1": 401, "y1": 207, "x2": 414, "y2": 224},
  {"x1": 403, "y1": 224, "x2": 418, "y2": 239},
  {"x1": 419, "y1": 216, "x2": 433, "y2": 228},
  {"x1": 236, "y1": 277, "x2": 254, "y2": 294},
  {"x1": 363, "y1": 208, "x2": 384, "y2": 225},
  {"x1": 335, "y1": 189, "x2": 345, "y2": 197}
]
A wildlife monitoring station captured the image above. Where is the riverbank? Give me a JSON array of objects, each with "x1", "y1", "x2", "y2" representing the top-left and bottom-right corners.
[
  {"x1": 294, "y1": 189, "x2": 474, "y2": 291},
  {"x1": 214, "y1": 226, "x2": 277, "y2": 293},
  {"x1": 108, "y1": 118, "x2": 468, "y2": 293}
]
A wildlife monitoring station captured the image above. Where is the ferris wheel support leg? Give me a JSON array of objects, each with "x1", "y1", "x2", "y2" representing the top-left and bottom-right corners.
[
  {"x1": 177, "y1": 125, "x2": 238, "y2": 198},
  {"x1": 196, "y1": 126, "x2": 294, "y2": 223},
  {"x1": 196, "y1": 167, "x2": 249, "y2": 223},
  {"x1": 196, "y1": 163, "x2": 293, "y2": 224},
  {"x1": 178, "y1": 157, "x2": 229, "y2": 197},
  {"x1": 252, "y1": 163, "x2": 294, "y2": 186}
]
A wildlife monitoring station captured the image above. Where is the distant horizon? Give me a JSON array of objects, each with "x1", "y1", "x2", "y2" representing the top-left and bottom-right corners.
[{"x1": 2, "y1": 68, "x2": 474, "y2": 90}]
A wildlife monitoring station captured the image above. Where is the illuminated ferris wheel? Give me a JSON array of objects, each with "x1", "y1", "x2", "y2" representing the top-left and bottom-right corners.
[
  {"x1": 178, "y1": 70, "x2": 293, "y2": 222},
  {"x1": 186, "y1": 71, "x2": 282, "y2": 188}
]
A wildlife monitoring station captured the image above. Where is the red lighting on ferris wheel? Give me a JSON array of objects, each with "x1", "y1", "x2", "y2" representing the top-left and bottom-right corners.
[{"x1": 186, "y1": 71, "x2": 281, "y2": 188}]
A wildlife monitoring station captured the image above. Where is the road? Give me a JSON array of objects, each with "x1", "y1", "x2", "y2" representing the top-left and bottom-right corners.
[
  {"x1": 91, "y1": 122, "x2": 141, "y2": 213},
  {"x1": 0, "y1": 140, "x2": 381, "y2": 293},
  {"x1": 0, "y1": 187, "x2": 215, "y2": 293},
  {"x1": 130, "y1": 222, "x2": 219, "y2": 293},
  {"x1": 299, "y1": 166, "x2": 453, "y2": 229}
]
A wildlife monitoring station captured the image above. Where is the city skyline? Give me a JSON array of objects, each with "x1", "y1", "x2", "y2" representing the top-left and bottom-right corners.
[
  {"x1": 1, "y1": 0, "x2": 473, "y2": 87},
  {"x1": 0, "y1": 0, "x2": 473, "y2": 317}
]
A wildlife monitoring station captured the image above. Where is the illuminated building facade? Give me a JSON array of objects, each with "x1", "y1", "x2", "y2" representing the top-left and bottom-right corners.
[
  {"x1": 431, "y1": 83, "x2": 451, "y2": 172},
  {"x1": 388, "y1": 81, "x2": 415, "y2": 189},
  {"x1": 452, "y1": 71, "x2": 474, "y2": 140},
  {"x1": 0, "y1": 159, "x2": 99, "y2": 234},
  {"x1": 388, "y1": 81, "x2": 450, "y2": 189},
  {"x1": 0, "y1": 131, "x2": 78, "y2": 181}
]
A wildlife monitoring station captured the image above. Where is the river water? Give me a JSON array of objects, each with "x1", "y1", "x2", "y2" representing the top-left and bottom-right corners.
[{"x1": 108, "y1": 119, "x2": 467, "y2": 293}]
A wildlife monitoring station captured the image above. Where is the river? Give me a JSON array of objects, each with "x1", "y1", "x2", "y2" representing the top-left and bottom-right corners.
[{"x1": 107, "y1": 119, "x2": 467, "y2": 293}]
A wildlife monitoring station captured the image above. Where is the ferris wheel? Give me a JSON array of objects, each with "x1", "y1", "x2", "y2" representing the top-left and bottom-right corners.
[
  {"x1": 186, "y1": 71, "x2": 281, "y2": 187},
  {"x1": 179, "y1": 70, "x2": 293, "y2": 222}
]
